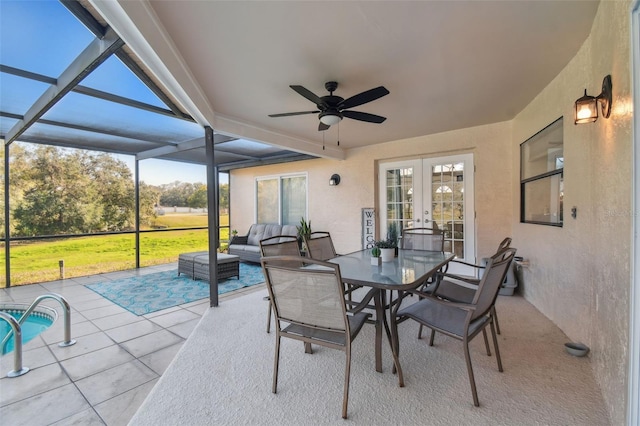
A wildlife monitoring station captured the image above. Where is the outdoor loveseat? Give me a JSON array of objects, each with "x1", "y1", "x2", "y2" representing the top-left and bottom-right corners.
[{"x1": 228, "y1": 223, "x2": 298, "y2": 263}]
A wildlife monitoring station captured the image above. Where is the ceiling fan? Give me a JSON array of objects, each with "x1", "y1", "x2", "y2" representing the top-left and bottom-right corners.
[{"x1": 268, "y1": 81, "x2": 389, "y2": 131}]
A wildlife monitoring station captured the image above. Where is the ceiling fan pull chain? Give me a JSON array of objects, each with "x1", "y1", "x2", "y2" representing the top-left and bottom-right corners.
[
  {"x1": 337, "y1": 123, "x2": 340, "y2": 146},
  {"x1": 322, "y1": 131, "x2": 325, "y2": 150}
]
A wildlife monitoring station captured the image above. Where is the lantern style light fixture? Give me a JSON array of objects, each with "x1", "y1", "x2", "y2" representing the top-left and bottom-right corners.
[
  {"x1": 574, "y1": 75, "x2": 612, "y2": 124},
  {"x1": 329, "y1": 174, "x2": 341, "y2": 186}
]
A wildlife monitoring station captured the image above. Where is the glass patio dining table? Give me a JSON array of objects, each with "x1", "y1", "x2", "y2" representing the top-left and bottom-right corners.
[{"x1": 327, "y1": 248, "x2": 455, "y2": 384}]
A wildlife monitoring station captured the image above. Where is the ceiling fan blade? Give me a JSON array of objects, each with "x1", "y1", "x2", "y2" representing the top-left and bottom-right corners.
[
  {"x1": 290, "y1": 85, "x2": 325, "y2": 106},
  {"x1": 318, "y1": 122, "x2": 330, "y2": 131},
  {"x1": 268, "y1": 110, "x2": 319, "y2": 118},
  {"x1": 342, "y1": 110, "x2": 387, "y2": 123},
  {"x1": 339, "y1": 86, "x2": 389, "y2": 110}
]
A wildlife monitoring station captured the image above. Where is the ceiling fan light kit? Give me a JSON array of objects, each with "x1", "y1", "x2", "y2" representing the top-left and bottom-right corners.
[
  {"x1": 319, "y1": 112, "x2": 342, "y2": 126},
  {"x1": 269, "y1": 81, "x2": 389, "y2": 132}
]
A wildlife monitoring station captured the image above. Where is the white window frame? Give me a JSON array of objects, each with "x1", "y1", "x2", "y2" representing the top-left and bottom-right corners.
[
  {"x1": 629, "y1": 1, "x2": 640, "y2": 424},
  {"x1": 254, "y1": 172, "x2": 308, "y2": 225}
]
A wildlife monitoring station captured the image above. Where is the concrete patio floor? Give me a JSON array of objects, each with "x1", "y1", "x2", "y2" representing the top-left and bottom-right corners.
[
  {"x1": 0, "y1": 264, "x2": 610, "y2": 425},
  {"x1": 0, "y1": 263, "x2": 259, "y2": 425}
]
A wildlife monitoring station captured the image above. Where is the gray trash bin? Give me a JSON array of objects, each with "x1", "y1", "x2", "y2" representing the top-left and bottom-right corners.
[{"x1": 480, "y1": 256, "x2": 521, "y2": 295}]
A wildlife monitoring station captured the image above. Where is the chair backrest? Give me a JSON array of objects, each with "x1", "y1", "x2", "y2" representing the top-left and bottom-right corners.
[
  {"x1": 401, "y1": 227, "x2": 444, "y2": 251},
  {"x1": 471, "y1": 248, "x2": 517, "y2": 320},
  {"x1": 497, "y1": 237, "x2": 512, "y2": 252},
  {"x1": 259, "y1": 235, "x2": 302, "y2": 267},
  {"x1": 304, "y1": 231, "x2": 338, "y2": 261},
  {"x1": 261, "y1": 256, "x2": 349, "y2": 333}
]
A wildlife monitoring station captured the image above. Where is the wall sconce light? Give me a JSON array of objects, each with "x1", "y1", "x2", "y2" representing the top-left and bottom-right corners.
[
  {"x1": 329, "y1": 174, "x2": 341, "y2": 186},
  {"x1": 574, "y1": 75, "x2": 612, "y2": 124}
]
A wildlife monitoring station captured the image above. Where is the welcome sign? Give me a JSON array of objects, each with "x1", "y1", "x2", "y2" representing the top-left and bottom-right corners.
[{"x1": 362, "y1": 208, "x2": 376, "y2": 249}]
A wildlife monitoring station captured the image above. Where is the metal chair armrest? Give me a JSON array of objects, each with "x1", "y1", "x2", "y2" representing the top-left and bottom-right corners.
[
  {"x1": 347, "y1": 288, "x2": 377, "y2": 314},
  {"x1": 408, "y1": 291, "x2": 477, "y2": 312},
  {"x1": 448, "y1": 259, "x2": 485, "y2": 269},
  {"x1": 437, "y1": 272, "x2": 480, "y2": 285}
]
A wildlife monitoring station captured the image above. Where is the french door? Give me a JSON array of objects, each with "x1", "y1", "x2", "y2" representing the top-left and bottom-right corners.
[{"x1": 378, "y1": 154, "x2": 475, "y2": 264}]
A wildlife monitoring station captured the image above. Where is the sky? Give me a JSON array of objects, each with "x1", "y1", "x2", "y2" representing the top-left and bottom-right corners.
[
  {"x1": 1, "y1": 0, "x2": 228, "y2": 186},
  {"x1": 115, "y1": 155, "x2": 229, "y2": 186}
]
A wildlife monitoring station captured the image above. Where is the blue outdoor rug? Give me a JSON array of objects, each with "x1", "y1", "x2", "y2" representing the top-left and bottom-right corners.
[{"x1": 86, "y1": 263, "x2": 265, "y2": 315}]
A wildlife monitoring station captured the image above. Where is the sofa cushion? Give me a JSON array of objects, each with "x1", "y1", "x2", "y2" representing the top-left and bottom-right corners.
[
  {"x1": 244, "y1": 245, "x2": 261, "y2": 254},
  {"x1": 247, "y1": 223, "x2": 285, "y2": 246},
  {"x1": 280, "y1": 225, "x2": 298, "y2": 242},
  {"x1": 242, "y1": 223, "x2": 299, "y2": 246}
]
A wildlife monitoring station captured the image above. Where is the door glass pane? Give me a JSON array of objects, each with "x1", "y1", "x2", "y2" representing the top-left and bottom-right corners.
[
  {"x1": 256, "y1": 179, "x2": 278, "y2": 223},
  {"x1": 385, "y1": 168, "x2": 413, "y2": 232},
  {"x1": 282, "y1": 176, "x2": 306, "y2": 225},
  {"x1": 432, "y1": 162, "x2": 465, "y2": 258}
]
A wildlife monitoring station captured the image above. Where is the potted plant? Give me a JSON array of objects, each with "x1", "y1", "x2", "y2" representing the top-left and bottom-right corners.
[
  {"x1": 387, "y1": 222, "x2": 400, "y2": 256},
  {"x1": 296, "y1": 217, "x2": 312, "y2": 251},
  {"x1": 375, "y1": 239, "x2": 396, "y2": 262},
  {"x1": 228, "y1": 229, "x2": 239, "y2": 246},
  {"x1": 371, "y1": 246, "x2": 381, "y2": 265}
]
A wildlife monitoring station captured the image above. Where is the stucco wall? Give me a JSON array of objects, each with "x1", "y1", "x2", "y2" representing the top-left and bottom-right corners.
[
  {"x1": 511, "y1": 1, "x2": 632, "y2": 423},
  {"x1": 231, "y1": 120, "x2": 512, "y2": 258},
  {"x1": 230, "y1": 3, "x2": 633, "y2": 422}
]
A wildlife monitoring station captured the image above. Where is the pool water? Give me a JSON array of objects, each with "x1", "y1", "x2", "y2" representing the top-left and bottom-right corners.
[{"x1": 1, "y1": 309, "x2": 55, "y2": 355}]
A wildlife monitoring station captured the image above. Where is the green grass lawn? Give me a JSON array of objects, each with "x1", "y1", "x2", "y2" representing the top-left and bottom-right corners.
[
  {"x1": 151, "y1": 213, "x2": 216, "y2": 228},
  {"x1": 1, "y1": 214, "x2": 230, "y2": 287}
]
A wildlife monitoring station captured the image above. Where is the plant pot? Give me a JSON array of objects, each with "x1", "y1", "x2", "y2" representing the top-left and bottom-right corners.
[
  {"x1": 371, "y1": 256, "x2": 381, "y2": 266},
  {"x1": 380, "y1": 248, "x2": 395, "y2": 262}
]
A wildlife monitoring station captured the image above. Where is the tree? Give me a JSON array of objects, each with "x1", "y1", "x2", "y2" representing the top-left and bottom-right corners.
[
  {"x1": 219, "y1": 182, "x2": 229, "y2": 211},
  {"x1": 5, "y1": 144, "x2": 218, "y2": 237},
  {"x1": 159, "y1": 181, "x2": 196, "y2": 207},
  {"x1": 89, "y1": 153, "x2": 135, "y2": 230},
  {"x1": 12, "y1": 146, "x2": 138, "y2": 236},
  {"x1": 13, "y1": 147, "x2": 95, "y2": 235},
  {"x1": 187, "y1": 183, "x2": 207, "y2": 208},
  {"x1": 0, "y1": 143, "x2": 32, "y2": 238},
  {"x1": 139, "y1": 182, "x2": 160, "y2": 227}
]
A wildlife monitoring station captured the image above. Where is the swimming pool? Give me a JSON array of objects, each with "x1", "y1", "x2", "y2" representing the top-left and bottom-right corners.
[{"x1": 1, "y1": 304, "x2": 57, "y2": 355}]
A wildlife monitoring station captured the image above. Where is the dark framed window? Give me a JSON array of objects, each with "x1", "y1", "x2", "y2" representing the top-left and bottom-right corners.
[{"x1": 520, "y1": 117, "x2": 564, "y2": 226}]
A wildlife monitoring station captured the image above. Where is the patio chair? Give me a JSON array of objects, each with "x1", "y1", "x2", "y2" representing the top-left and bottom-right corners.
[
  {"x1": 261, "y1": 255, "x2": 371, "y2": 419},
  {"x1": 400, "y1": 227, "x2": 444, "y2": 252},
  {"x1": 393, "y1": 248, "x2": 517, "y2": 407},
  {"x1": 304, "y1": 231, "x2": 364, "y2": 309},
  {"x1": 400, "y1": 227, "x2": 445, "y2": 337},
  {"x1": 259, "y1": 235, "x2": 303, "y2": 333},
  {"x1": 427, "y1": 237, "x2": 513, "y2": 337},
  {"x1": 303, "y1": 231, "x2": 339, "y2": 261}
]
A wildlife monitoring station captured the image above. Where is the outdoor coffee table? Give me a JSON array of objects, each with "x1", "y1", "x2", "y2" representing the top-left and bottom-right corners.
[{"x1": 178, "y1": 252, "x2": 240, "y2": 281}]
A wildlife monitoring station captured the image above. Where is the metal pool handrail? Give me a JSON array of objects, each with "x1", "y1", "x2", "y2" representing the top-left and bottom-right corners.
[
  {"x1": 1, "y1": 293, "x2": 76, "y2": 358},
  {"x1": 0, "y1": 312, "x2": 29, "y2": 377}
]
